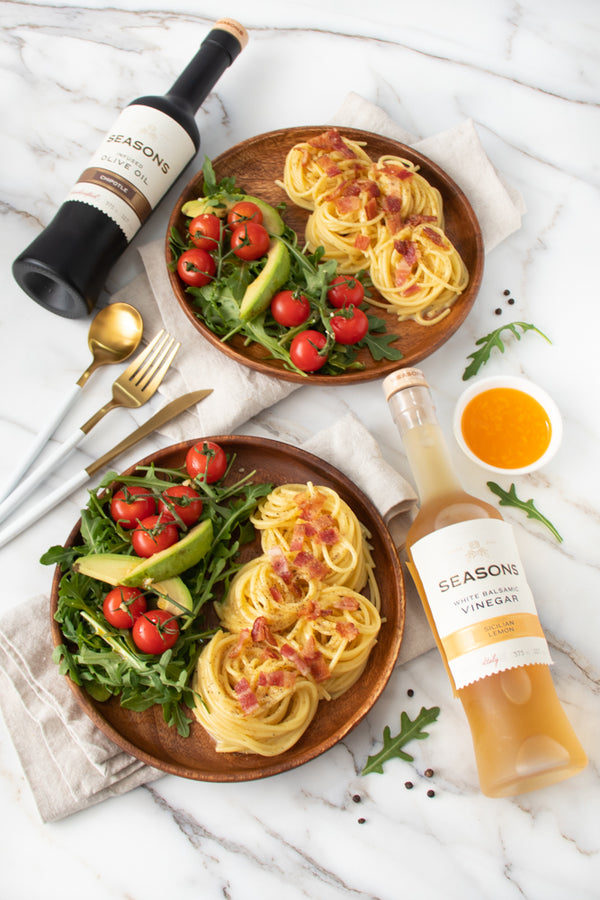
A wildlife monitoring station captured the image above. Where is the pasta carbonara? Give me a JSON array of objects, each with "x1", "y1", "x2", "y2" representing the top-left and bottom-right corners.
[
  {"x1": 279, "y1": 128, "x2": 469, "y2": 325},
  {"x1": 193, "y1": 483, "x2": 381, "y2": 756}
]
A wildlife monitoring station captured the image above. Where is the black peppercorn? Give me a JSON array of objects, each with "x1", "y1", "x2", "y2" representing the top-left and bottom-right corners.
[
  {"x1": 407, "y1": 688, "x2": 414, "y2": 697},
  {"x1": 503, "y1": 289, "x2": 510, "y2": 296},
  {"x1": 424, "y1": 768, "x2": 434, "y2": 778},
  {"x1": 358, "y1": 817, "x2": 366, "y2": 824},
  {"x1": 427, "y1": 789, "x2": 435, "y2": 798},
  {"x1": 404, "y1": 781, "x2": 414, "y2": 789},
  {"x1": 495, "y1": 308, "x2": 502, "y2": 315},
  {"x1": 352, "y1": 794, "x2": 361, "y2": 803}
]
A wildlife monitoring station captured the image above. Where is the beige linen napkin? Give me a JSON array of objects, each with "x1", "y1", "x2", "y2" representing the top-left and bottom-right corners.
[
  {"x1": 121, "y1": 92, "x2": 524, "y2": 440},
  {"x1": 0, "y1": 414, "x2": 420, "y2": 823}
]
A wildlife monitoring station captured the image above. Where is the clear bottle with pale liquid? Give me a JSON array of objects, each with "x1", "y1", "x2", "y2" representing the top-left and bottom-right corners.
[{"x1": 383, "y1": 368, "x2": 587, "y2": 797}]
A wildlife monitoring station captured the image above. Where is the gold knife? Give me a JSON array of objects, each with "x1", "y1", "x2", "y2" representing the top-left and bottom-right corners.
[{"x1": 0, "y1": 389, "x2": 212, "y2": 550}]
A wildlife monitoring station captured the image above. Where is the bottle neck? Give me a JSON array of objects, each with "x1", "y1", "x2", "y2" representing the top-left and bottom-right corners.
[
  {"x1": 167, "y1": 27, "x2": 243, "y2": 112},
  {"x1": 388, "y1": 384, "x2": 462, "y2": 505}
]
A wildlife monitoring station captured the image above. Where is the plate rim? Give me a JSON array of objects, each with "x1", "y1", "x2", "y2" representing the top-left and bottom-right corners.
[
  {"x1": 50, "y1": 434, "x2": 405, "y2": 781},
  {"x1": 165, "y1": 124, "x2": 484, "y2": 386}
]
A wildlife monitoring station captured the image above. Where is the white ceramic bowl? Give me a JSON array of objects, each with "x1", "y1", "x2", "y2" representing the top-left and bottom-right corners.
[{"x1": 453, "y1": 375, "x2": 563, "y2": 475}]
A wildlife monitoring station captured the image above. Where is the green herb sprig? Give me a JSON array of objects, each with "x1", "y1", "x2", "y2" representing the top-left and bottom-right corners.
[
  {"x1": 362, "y1": 706, "x2": 440, "y2": 775},
  {"x1": 487, "y1": 482, "x2": 563, "y2": 543},
  {"x1": 462, "y1": 322, "x2": 552, "y2": 380}
]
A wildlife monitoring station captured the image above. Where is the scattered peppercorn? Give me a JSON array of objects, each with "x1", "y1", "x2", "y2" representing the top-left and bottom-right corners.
[
  {"x1": 427, "y1": 789, "x2": 436, "y2": 798},
  {"x1": 503, "y1": 289, "x2": 510, "y2": 296},
  {"x1": 352, "y1": 794, "x2": 361, "y2": 803},
  {"x1": 404, "y1": 781, "x2": 414, "y2": 790},
  {"x1": 495, "y1": 308, "x2": 502, "y2": 315},
  {"x1": 407, "y1": 688, "x2": 414, "y2": 697},
  {"x1": 424, "y1": 768, "x2": 434, "y2": 778},
  {"x1": 508, "y1": 297, "x2": 515, "y2": 305},
  {"x1": 358, "y1": 817, "x2": 366, "y2": 824}
]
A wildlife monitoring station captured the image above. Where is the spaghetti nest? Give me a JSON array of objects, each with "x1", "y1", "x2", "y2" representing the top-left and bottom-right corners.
[
  {"x1": 193, "y1": 483, "x2": 381, "y2": 756},
  {"x1": 280, "y1": 128, "x2": 469, "y2": 325}
]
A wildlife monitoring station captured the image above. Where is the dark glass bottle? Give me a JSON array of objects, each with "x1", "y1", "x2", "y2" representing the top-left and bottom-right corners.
[{"x1": 12, "y1": 19, "x2": 247, "y2": 318}]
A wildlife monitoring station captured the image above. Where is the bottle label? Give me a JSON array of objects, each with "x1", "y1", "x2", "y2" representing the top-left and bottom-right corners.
[
  {"x1": 410, "y1": 519, "x2": 553, "y2": 689},
  {"x1": 65, "y1": 105, "x2": 196, "y2": 241}
]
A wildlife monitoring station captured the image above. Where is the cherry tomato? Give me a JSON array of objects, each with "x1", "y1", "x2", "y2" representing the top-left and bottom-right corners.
[
  {"x1": 159, "y1": 484, "x2": 203, "y2": 527},
  {"x1": 327, "y1": 275, "x2": 365, "y2": 309},
  {"x1": 188, "y1": 213, "x2": 221, "y2": 250},
  {"x1": 177, "y1": 248, "x2": 216, "y2": 287},
  {"x1": 185, "y1": 441, "x2": 228, "y2": 483},
  {"x1": 131, "y1": 515, "x2": 179, "y2": 558},
  {"x1": 103, "y1": 586, "x2": 147, "y2": 629},
  {"x1": 110, "y1": 486, "x2": 156, "y2": 529},
  {"x1": 230, "y1": 222, "x2": 270, "y2": 261},
  {"x1": 330, "y1": 307, "x2": 369, "y2": 345},
  {"x1": 132, "y1": 609, "x2": 180, "y2": 654},
  {"x1": 289, "y1": 330, "x2": 328, "y2": 372},
  {"x1": 226, "y1": 201, "x2": 263, "y2": 227},
  {"x1": 270, "y1": 290, "x2": 311, "y2": 327}
]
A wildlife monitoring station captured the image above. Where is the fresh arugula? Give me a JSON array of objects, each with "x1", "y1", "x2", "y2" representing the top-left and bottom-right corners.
[
  {"x1": 462, "y1": 322, "x2": 552, "y2": 380},
  {"x1": 487, "y1": 482, "x2": 563, "y2": 543},
  {"x1": 42, "y1": 458, "x2": 273, "y2": 736},
  {"x1": 361, "y1": 706, "x2": 440, "y2": 775},
  {"x1": 170, "y1": 159, "x2": 403, "y2": 376}
]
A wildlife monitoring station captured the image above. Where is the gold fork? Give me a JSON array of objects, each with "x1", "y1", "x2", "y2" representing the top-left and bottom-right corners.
[{"x1": 0, "y1": 331, "x2": 180, "y2": 525}]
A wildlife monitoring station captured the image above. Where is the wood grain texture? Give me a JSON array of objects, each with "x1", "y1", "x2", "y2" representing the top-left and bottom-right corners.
[
  {"x1": 50, "y1": 436, "x2": 405, "y2": 781},
  {"x1": 165, "y1": 126, "x2": 484, "y2": 385}
]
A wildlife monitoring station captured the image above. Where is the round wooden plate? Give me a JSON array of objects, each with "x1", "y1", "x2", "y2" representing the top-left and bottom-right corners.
[
  {"x1": 50, "y1": 436, "x2": 405, "y2": 781},
  {"x1": 166, "y1": 126, "x2": 484, "y2": 385}
]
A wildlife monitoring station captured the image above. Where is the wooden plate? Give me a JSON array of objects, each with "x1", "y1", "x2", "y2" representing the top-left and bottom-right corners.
[
  {"x1": 50, "y1": 436, "x2": 405, "y2": 781},
  {"x1": 165, "y1": 126, "x2": 484, "y2": 385}
]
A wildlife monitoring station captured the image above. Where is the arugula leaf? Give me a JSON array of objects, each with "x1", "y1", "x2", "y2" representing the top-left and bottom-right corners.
[
  {"x1": 462, "y1": 322, "x2": 552, "y2": 381},
  {"x1": 487, "y1": 482, "x2": 563, "y2": 543},
  {"x1": 362, "y1": 706, "x2": 440, "y2": 775}
]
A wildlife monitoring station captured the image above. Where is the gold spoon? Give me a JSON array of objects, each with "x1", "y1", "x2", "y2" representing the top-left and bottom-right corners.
[{"x1": 0, "y1": 302, "x2": 144, "y2": 503}]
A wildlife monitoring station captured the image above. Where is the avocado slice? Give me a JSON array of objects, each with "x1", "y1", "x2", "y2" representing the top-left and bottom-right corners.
[
  {"x1": 73, "y1": 553, "x2": 193, "y2": 615},
  {"x1": 121, "y1": 519, "x2": 213, "y2": 586},
  {"x1": 180, "y1": 193, "x2": 291, "y2": 321},
  {"x1": 154, "y1": 578, "x2": 193, "y2": 616}
]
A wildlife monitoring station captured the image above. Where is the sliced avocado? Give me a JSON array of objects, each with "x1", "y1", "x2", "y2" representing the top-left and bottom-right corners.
[
  {"x1": 238, "y1": 238, "x2": 290, "y2": 320},
  {"x1": 154, "y1": 577, "x2": 193, "y2": 616},
  {"x1": 121, "y1": 519, "x2": 213, "y2": 586},
  {"x1": 73, "y1": 553, "x2": 140, "y2": 585}
]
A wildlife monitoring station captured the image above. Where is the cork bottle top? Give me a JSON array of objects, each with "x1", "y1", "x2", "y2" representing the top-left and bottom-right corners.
[
  {"x1": 214, "y1": 19, "x2": 249, "y2": 50},
  {"x1": 382, "y1": 367, "x2": 429, "y2": 401}
]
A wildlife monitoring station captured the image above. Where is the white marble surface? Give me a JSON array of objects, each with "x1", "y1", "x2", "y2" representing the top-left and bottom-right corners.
[{"x1": 1, "y1": 1, "x2": 599, "y2": 897}]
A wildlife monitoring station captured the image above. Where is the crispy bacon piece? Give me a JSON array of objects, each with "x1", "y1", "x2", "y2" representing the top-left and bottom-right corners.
[
  {"x1": 269, "y1": 546, "x2": 292, "y2": 584},
  {"x1": 251, "y1": 616, "x2": 277, "y2": 646},
  {"x1": 316, "y1": 155, "x2": 342, "y2": 177},
  {"x1": 381, "y1": 163, "x2": 413, "y2": 181},
  {"x1": 405, "y1": 214, "x2": 437, "y2": 227},
  {"x1": 335, "y1": 195, "x2": 361, "y2": 216},
  {"x1": 423, "y1": 226, "x2": 447, "y2": 248},
  {"x1": 308, "y1": 129, "x2": 356, "y2": 158},
  {"x1": 281, "y1": 640, "x2": 330, "y2": 683},
  {"x1": 258, "y1": 670, "x2": 296, "y2": 688},
  {"x1": 234, "y1": 677, "x2": 259, "y2": 714},
  {"x1": 269, "y1": 585, "x2": 283, "y2": 604},
  {"x1": 293, "y1": 551, "x2": 330, "y2": 580},
  {"x1": 354, "y1": 234, "x2": 371, "y2": 251},
  {"x1": 394, "y1": 239, "x2": 417, "y2": 265},
  {"x1": 333, "y1": 595, "x2": 361, "y2": 611},
  {"x1": 295, "y1": 491, "x2": 327, "y2": 521},
  {"x1": 382, "y1": 195, "x2": 402, "y2": 213},
  {"x1": 228, "y1": 629, "x2": 250, "y2": 658},
  {"x1": 402, "y1": 284, "x2": 422, "y2": 296},
  {"x1": 394, "y1": 258, "x2": 413, "y2": 287},
  {"x1": 336, "y1": 621, "x2": 360, "y2": 641},
  {"x1": 365, "y1": 197, "x2": 379, "y2": 220},
  {"x1": 298, "y1": 599, "x2": 322, "y2": 620},
  {"x1": 280, "y1": 643, "x2": 312, "y2": 677}
]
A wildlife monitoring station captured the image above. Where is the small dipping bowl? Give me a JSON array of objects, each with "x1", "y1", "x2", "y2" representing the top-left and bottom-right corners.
[{"x1": 453, "y1": 375, "x2": 563, "y2": 475}]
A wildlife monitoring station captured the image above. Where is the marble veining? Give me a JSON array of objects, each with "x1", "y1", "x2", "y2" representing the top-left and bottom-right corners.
[{"x1": 1, "y1": 1, "x2": 599, "y2": 898}]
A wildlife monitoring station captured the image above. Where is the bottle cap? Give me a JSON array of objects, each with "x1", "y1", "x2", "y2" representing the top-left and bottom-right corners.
[
  {"x1": 214, "y1": 19, "x2": 249, "y2": 50},
  {"x1": 382, "y1": 367, "x2": 429, "y2": 400}
]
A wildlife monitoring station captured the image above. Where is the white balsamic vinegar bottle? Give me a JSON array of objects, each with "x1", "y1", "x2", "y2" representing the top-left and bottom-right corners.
[
  {"x1": 13, "y1": 19, "x2": 248, "y2": 318},
  {"x1": 383, "y1": 367, "x2": 587, "y2": 797}
]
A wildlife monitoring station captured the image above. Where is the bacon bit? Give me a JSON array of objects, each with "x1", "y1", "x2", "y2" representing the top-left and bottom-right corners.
[
  {"x1": 234, "y1": 677, "x2": 259, "y2": 714},
  {"x1": 269, "y1": 585, "x2": 283, "y2": 604},
  {"x1": 336, "y1": 621, "x2": 360, "y2": 641},
  {"x1": 356, "y1": 179, "x2": 380, "y2": 198},
  {"x1": 394, "y1": 258, "x2": 413, "y2": 287},
  {"x1": 293, "y1": 551, "x2": 330, "y2": 580},
  {"x1": 402, "y1": 284, "x2": 422, "y2": 296},
  {"x1": 385, "y1": 213, "x2": 404, "y2": 235},
  {"x1": 354, "y1": 234, "x2": 370, "y2": 251},
  {"x1": 259, "y1": 670, "x2": 296, "y2": 689},
  {"x1": 308, "y1": 129, "x2": 356, "y2": 158},
  {"x1": 300, "y1": 148, "x2": 311, "y2": 168},
  {"x1": 335, "y1": 195, "x2": 361, "y2": 215},
  {"x1": 316, "y1": 155, "x2": 342, "y2": 177},
  {"x1": 281, "y1": 643, "x2": 312, "y2": 677},
  {"x1": 269, "y1": 546, "x2": 292, "y2": 584},
  {"x1": 381, "y1": 163, "x2": 413, "y2": 181},
  {"x1": 228, "y1": 629, "x2": 250, "y2": 658},
  {"x1": 298, "y1": 599, "x2": 322, "y2": 620},
  {"x1": 365, "y1": 197, "x2": 379, "y2": 220},
  {"x1": 251, "y1": 616, "x2": 277, "y2": 646},
  {"x1": 405, "y1": 214, "x2": 437, "y2": 227},
  {"x1": 318, "y1": 526, "x2": 340, "y2": 545},
  {"x1": 393, "y1": 239, "x2": 417, "y2": 265},
  {"x1": 423, "y1": 226, "x2": 447, "y2": 248},
  {"x1": 382, "y1": 195, "x2": 402, "y2": 213},
  {"x1": 259, "y1": 646, "x2": 280, "y2": 661},
  {"x1": 302, "y1": 637, "x2": 331, "y2": 682},
  {"x1": 333, "y1": 595, "x2": 361, "y2": 611}
]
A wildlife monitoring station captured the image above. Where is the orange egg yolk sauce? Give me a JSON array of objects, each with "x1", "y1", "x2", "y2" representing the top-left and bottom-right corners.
[{"x1": 461, "y1": 387, "x2": 552, "y2": 469}]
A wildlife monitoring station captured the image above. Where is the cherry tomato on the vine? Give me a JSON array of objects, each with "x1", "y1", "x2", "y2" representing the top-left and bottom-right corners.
[
  {"x1": 270, "y1": 290, "x2": 311, "y2": 327},
  {"x1": 132, "y1": 609, "x2": 180, "y2": 654},
  {"x1": 131, "y1": 515, "x2": 179, "y2": 558},
  {"x1": 289, "y1": 330, "x2": 328, "y2": 372},
  {"x1": 177, "y1": 248, "x2": 216, "y2": 287},
  {"x1": 230, "y1": 223, "x2": 270, "y2": 261},
  {"x1": 103, "y1": 586, "x2": 147, "y2": 629},
  {"x1": 330, "y1": 307, "x2": 369, "y2": 345},
  {"x1": 186, "y1": 441, "x2": 228, "y2": 483},
  {"x1": 226, "y1": 201, "x2": 263, "y2": 227},
  {"x1": 188, "y1": 213, "x2": 221, "y2": 250},
  {"x1": 159, "y1": 484, "x2": 203, "y2": 527},
  {"x1": 110, "y1": 486, "x2": 156, "y2": 529},
  {"x1": 327, "y1": 275, "x2": 365, "y2": 309}
]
